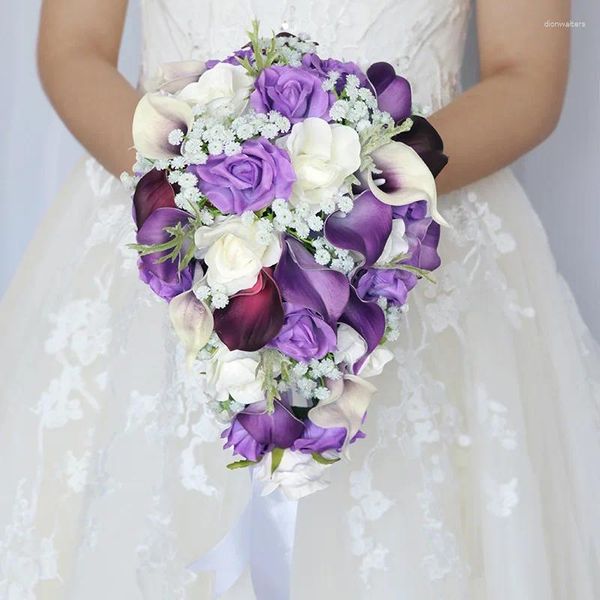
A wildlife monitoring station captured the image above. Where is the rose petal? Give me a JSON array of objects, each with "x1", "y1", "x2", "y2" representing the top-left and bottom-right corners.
[
  {"x1": 133, "y1": 169, "x2": 176, "y2": 229},
  {"x1": 236, "y1": 401, "x2": 305, "y2": 449},
  {"x1": 274, "y1": 237, "x2": 350, "y2": 326},
  {"x1": 132, "y1": 93, "x2": 194, "y2": 160},
  {"x1": 169, "y1": 290, "x2": 214, "y2": 367},
  {"x1": 213, "y1": 269, "x2": 284, "y2": 351},
  {"x1": 324, "y1": 190, "x2": 392, "y2": 267},
  {"x1": 367, "y1": 141, "x2": 448, "y2": 227}
]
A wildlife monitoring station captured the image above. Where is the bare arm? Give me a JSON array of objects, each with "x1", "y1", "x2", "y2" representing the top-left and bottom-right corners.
[
  {"x1": 430, "y1": 0, "x2": 570, "y2": 194},
  {"x1": 38, "y1": 0, "x2": 140, "y2": 177}
]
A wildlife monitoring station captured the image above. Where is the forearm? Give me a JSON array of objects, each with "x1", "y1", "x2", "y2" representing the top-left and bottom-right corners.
[
  {"x1": 429, "y1": 67, "x2": 564, "y2": 195},
  {"x1": 39, "y1": 51, "x2": 140, "y2": 177}
]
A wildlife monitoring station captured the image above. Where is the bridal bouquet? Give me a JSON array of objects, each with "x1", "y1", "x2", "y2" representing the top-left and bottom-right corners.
[{"x1": 124, "y1": 23, "x2": 447, "y2": 500}]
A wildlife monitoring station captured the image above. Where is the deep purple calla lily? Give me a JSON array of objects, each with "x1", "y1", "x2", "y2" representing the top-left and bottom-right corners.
[
  {"x1": 213, "y1": 268, "x2": 284, "y2": 352},
  {"x1": 367, "y1": 62, "x2": 412, "y2": 123},
  {"x1": 234, "y1": 400, "x2": 305, "y2": 453},
  {"x1": 136, "y1": 207, "x2": 195, "y2": 301},
  {"x1": 393, "y1": 115, "x2": 448, "y2": 178},
  {"x1": 274, "y1": 237, "x2": 350, "y2": 326},
  {"x1": 133, "y1": 169, "x2": 177, "y2": 229},
  {"x1": 324, "y1": 190, "x2": 393, "y2": 267},
  {"x1": 340, "y1": 286, "x2": 386, "y2": 373},
  {"x1": 222, "y1": 418, "x2": 267, "y2": 462}
]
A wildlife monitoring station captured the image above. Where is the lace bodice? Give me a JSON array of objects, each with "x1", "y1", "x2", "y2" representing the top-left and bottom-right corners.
[{"x1": 140, "y1": 0, "x2": 472, "y2": 111}]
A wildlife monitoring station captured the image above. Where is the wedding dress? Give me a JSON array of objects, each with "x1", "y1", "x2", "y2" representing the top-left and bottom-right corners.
[{"x1": 1, "y1": 0, "x2": 599, "y2": 598}]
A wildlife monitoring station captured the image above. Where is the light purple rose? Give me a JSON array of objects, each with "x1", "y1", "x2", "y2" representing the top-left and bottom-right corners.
[
  {"x1": 356, "y1": 268, "x2": 417, "y2": 306},
  {"x1": 189, "y1": 138, "x2": 295, "y2": 214},
  {"x1": 392, "y1": 201, "x2": 442, "y2": 271},
  {"x1": 292, "y1": 420, "x2": 346, "y2": 454},
  {"x1": 251, "y1": 65, "x2": 334, "y2": 124},
  {"x1": 269, "y1": 303, "x2": 337, "y2": 362},
  {"x1": 221, "y1": 418, "x2": 267, "y2": 462},
  {"x1": 301, "y1": 54, "x2": 368, "y2": 93}
]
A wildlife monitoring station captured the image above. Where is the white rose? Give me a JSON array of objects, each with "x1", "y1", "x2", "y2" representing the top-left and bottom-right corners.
[
  {"x1": 206, "y1": 346, "x2": 265, "y2": 404},
  {"x1": 196, "y1": 216, "x2": 281, "y2": 296},
  {"x1": 178, "y1": 63, "x2": 253, "y2": 116},
  {"x1": 376, "y1": 219, "x2": 409, "y2": 266},
  {"x1": 254, "y1": 450, "x2": 331, "y2": 500},
  {"x1": 286, "y1": 117, "x2": 361, "y2": 206}
]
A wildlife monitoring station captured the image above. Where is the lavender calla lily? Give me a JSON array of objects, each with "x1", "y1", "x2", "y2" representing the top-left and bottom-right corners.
[
  {"x1": 366, "y1": 62, "x2": 412, "y2": 123},
  {"x1": 274, "y1": 237, "x2": 350, "y2": 326},
  {"x1": 133, "y1": 169, "x2": 177, "y2": 229},
  {"x1": 213, "y1": 268, "x2": 284, "y2": 352},
  {"x1": 324, "y1": 190, "x2": 392, "y2": 267},
  {"x1": 136, "y1": 207, "x2": 195, "y2": 301},
  {"x1": 233, "y1": 400, "x2": 305, "y2": 454},
  {"x1": 340, "y1": 286, "x2": 386, "y2": 372},
  {"x1": 132, "y1": 93, "x2": 194, "y2": 160}
]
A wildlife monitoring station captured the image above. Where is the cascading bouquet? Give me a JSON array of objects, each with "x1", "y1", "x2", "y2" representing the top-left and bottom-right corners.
[{"x1": 124, "y1": 23, "x2": 448, "y2": 500}]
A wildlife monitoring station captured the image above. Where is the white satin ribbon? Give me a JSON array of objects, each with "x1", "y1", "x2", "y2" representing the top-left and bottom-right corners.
[{"x1": 187, "y1": 472, "x2": 299, "y2": 599}]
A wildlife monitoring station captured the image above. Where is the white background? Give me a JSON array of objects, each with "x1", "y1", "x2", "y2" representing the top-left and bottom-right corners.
[{"x1": 1, "y1": 1, "x2": 598, "y2": 338}]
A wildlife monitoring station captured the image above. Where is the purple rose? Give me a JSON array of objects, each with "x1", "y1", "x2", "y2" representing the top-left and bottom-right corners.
[
  {"x1": 301, "y1": 54, "x2": 368, "y2": 93},
  {"x1": 189, "y1": 138, "x2": 295, "y2": 214},
  {"x1": 356, "y1": 268, "x2": 417, "y2": 306},
  {"x1": 251, "y1": 65, "x2": 334, "y2": 124},
  {"x1": 222, "y1": 418, "x2": 267, "y2": 462},
  {"x1": 393, "y1": 201, "x2": 441, "y2": 271},
  {"x1": 269, "y1": 303, "x2": 337, "y2": 362}
]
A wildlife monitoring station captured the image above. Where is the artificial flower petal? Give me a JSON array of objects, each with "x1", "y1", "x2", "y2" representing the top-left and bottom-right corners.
[
  {"x1": 169, "y1": 290, "x2": 214, "y2": 367},
  {"x1": 340, "y1": 286, "x2": 386, "y2": 373},
  {"x1": 274, "y1": 237, "x2": 350, "y2": 326},
  {"x1": 213, "y1": 268, "x2": 284, "y2": 351},
  {"x1": 157, "y1": 60, "x2": 205, "y2": 93},
  {"x1": 366, "y1": 62, "x2": 412, "y2": 123},
  {"x1": 133, "y1": 169, "x2": 176, "y2": 229},
  {"x1": 308, "y1": 375, "x2": 377, "y2": 455},
  {"x1": 367, "y1": 141, "x2": 448, "y2": 227},
  {"x1": 324, "y1": 190, "x2": 392, "y2": 267},
  {"x1": 132, "y1": 93, "x2": 194, "y2": 160}
]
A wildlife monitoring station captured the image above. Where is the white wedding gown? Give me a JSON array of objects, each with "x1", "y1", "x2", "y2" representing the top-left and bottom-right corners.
[{"x1": 1, "y1": 0, "x2": 599, "y2": 598}]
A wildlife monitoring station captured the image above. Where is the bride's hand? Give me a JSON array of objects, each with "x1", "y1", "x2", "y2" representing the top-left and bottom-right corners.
[
  {"x1": 38, "y1": 0, "x2": 140, "y2": 177},
  {"x1": 429, "y1": 0, "x2": 570, "y2": 194}
]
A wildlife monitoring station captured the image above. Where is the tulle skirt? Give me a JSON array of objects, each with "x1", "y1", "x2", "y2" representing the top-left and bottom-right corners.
[{"x1": 1, "y1": 157, "x2": 599, "y2": 599}]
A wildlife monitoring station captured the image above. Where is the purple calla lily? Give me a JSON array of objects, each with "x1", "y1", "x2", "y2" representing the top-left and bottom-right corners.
[
  {"x1": 133, "y1": 169, "x2": 177, "y2": 229},
  {"x1": 393, "y1": 116, "x2": 448, "y2": 178},
  {"x1": 324, "y1": 191, "x2": 393, "y2": 267},
  {"x1": 233, "y1": 400, "x2": 305, "y2": 453},
  {"x1": 367, "y1": 62, "x2": 412, "y2": 123},
  {"x1": 213, "y1": 268, "x2": 284, "y2": 352},
  {"x1": 274, "y1": 237, "x2": 350, "y2": 326},
  {"x1": 340, "y1": 286, "x2": 386, "y2": 373},
  {"x1": 136, "y1": 207, "x2": 195, "y2": 301}
]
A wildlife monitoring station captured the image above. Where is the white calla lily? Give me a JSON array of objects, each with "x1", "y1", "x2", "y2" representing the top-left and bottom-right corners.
[
  {"x1": 132, "y1": 93, "x2": 194, "y2": 160},
  {"x1": 367, "y1": 141, "x2": 448, "y2": 227},
  {"x1": 359, "y1": 348, "x2": 395, "y2": 378},
  {"x1": 169, "y1": 290, "x2": 214, "y2": 368},
  {"x1": 308, "y1": 375, "x2": 377, "y2": 457},
  {"x1": 145, "y1": 60, "x2": 206, "y2": 93}
]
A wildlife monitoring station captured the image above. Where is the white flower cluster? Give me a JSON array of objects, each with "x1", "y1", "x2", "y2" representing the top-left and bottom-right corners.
[
  {"x1": 384, "y1": 303, "x2": 407, "y2": 341},
  {"x1": 194, "y1": 281, "x2": 230, "y2": 310},
  {"x1": 285, "y1": 356, "x2": 342, "y2": 401},
  {"x1": 311, "y1": 237, "x2": 356, "y2": 273},
  {"x1": 274, "y1": 34, "x2": 318, "y2": 66}
]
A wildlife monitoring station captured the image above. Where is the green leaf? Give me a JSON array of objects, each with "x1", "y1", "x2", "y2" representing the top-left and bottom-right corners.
[
  {"x1": 311, "y1": 452, "x2": 341, "y2": 466},
  {"x1": 271, "y1": 448, "x2": 285, "y2": 474},
  {"x1": 226, "y1": 459, "x2": 257, "y2": 470}
]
